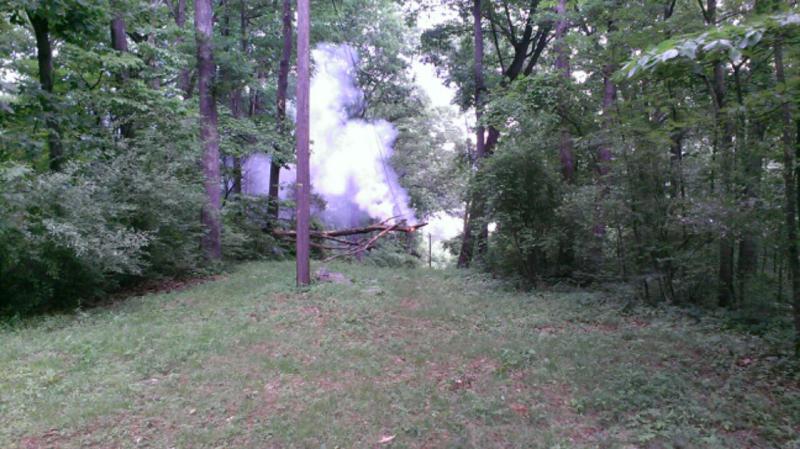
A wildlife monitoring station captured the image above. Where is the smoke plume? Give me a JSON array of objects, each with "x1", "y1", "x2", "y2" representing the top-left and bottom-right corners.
[{"x1": 244, "y1": 43, "x2": 416, "y2": 228}]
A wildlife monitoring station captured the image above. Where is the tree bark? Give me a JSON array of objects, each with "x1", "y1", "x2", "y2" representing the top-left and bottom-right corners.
[
  {"x1": 457, "y1": 199, "x2": 473, "y2": 268},
  {"x1": 231, "y1": 157, "x2": 243, "y2": 194},
  {"x1": 457, "y1": 0, "x2": 487, "y2": 268},
  {"x1": 597, "y1": 64, "x2": 616, "y2": 179},
  {"x1": 589, "y1": 65, "x2": 616, "y2": 262},
  {"x1": 590, "y1": 18, "x2": 617, "y2": 267},
  {"x1": 110, "y1": 9, "x2": 134, "y2": 138},
  {"x1": 774, "y1": 42, "x2": 800, "y2": 354},
  {"x1": 227, "y1": 0, "x2": 248, "y2": 196},
  {"x1": 27, "y1": 11, "x2": 63, "y2": 171},
  {"x1": 665, "y1": 0, "x2": 683, "y2": 200},
  {"x1": 110, "y1": 15, "x2": 129, "y2": 57},
  {"x1": 148, "y1": 0, "x2": 161, "y2": 89},
  {"x1": 704, "y1": 0, "x2": 735, "y2": 307},
  {"x1": 554, "y1": 0, "x2": 574, "y2": 183},
  {"x1": 737, "y1": 236, "x2": 757, "y2": 303},
  {"x1": 737, "y1": 118, "x2": 764, "y2": 304},
  {"x1": 270, "y1": 0, "x2": 293, "y2": 219},
  {"x1": 195, "y1": 0, "x2": 222, "y2": 260},
  {"x1": 174, "y1": 0, "x2": 192, "y2": 97},
  {"x1": 796, "y1": 117, "x2": 800, "y2": 237},
  {"x1": 554, "y1": 0, "x2": 575, "y2": 272},
  {"x1": 668, "y1": 92, "x2": 685, "y2": 200}
]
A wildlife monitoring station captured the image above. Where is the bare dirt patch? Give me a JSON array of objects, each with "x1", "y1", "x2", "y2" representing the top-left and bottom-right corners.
[{"x1": 103, "y1": 275, "x2": 228, "y2": 308}]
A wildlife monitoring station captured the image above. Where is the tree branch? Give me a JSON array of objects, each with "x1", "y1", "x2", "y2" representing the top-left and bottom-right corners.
[
  {"x1": 523, "y1": 25, "x2": 550, "y2": 76},
  {"x1": 501, "y1": 0, "x2": 517, "y2": 44},
  {"x1": 488, "y1": 10, "x2": 507, "y2": 73},
  {"x1": 273, "y1": 221, "x2": 428, "y2": 239},
  {"x1": 696, "y1": 0, "x2": 711, "y2": 24}
]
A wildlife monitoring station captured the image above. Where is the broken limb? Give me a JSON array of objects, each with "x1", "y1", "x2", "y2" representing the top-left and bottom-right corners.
[{"x1": 273, "y1": 219, "x2": 428, "y2": 261}]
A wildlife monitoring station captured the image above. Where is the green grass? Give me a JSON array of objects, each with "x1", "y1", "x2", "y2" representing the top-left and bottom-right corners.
[{"x1": 1, "y1": 261, "x2": 798, "y2": 448}]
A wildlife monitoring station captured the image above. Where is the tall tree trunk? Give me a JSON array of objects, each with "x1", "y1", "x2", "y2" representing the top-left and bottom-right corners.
[
  {"x1": 590, "y1": 18, "x2": 617, "y2": 268},
  {"x1": 737, "y1": 118, "x2": 765, "y2": 305},
  {"x1": 718, "y1": 233, "x2": 735, "y2": 307},
  {"x1": 148, "y1": 0, "x2": 161, "y2": 89},
  {"x1": 717, "y1": 93, "x2": 735, "y2": 307},
  {"x1": 457, "y1": 0, "x2": 486, "y2": 268},
  {"x1": 270, "y1": 0, "x2": 293, "y2": 219},
  {"x1": 668, "y1": 92, "x2": 685, "y2": 201},
  {"x1": 597, "y1": 63, "x2": 615, "y2": 177},
  {"x1": 554, "y1": 0, "x2": 574, "y2": 183},
  {"x1": 738, "y1": 236, "x2": 757, "y2": 303},
  {"x1": 227, "y1": 0, "x2": 248, "y2": 196},
  {"x1": 554, "y1": 0, "x2": 575, "y2": 272},
  {"x1": 472, "y1": 0, "x2": 489, "y2": 259},
  {"x1": 665, "y1": 5, "x2": 685, "y2": 209},
  {"x1": 174, "y1": 0, "x2": 192, "y2": 97},
  {"x1": 110, "y1": 15, "x2": 129, "y2": 67},
  {"x1": 457, "y1": 205, "x2": 473, "y2": 268},
  {"x1": 796, "y1": 117, "x2": 800, "y2": 237},
  {"x1": 775, "y1": 42, "x2": 800, "y2": 354},
  {"x1": 704, "y1": 0, "x2": 735, "y2": 307},
  {"x1": 27, "y1": 11, "x2": 63, "y2": 170},
  {"x1": 110, "y1": 9, "x2": 134, "y2": 138},
  {"x1": 701, "y1": 0, "x2": 735, "y2": 306},
  {"x1": 195, "y1": 0, "x2": 222, "y2": 260},
  {"x1": 231, "y1": 157, "x2": 243, "y2": 194}
]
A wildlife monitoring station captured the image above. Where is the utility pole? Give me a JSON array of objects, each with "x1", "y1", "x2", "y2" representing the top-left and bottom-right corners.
[
  {"x1": 295, "y1": 0, "x2": 311, "y2": 286},
  {"x1": 428, "y1": 234, "x2": 432, "y2": 268}
]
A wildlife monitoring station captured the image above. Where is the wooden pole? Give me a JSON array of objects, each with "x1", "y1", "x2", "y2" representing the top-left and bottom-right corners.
[
  {"x1": 295, "y1": 0, "x2": 311, "y2": 286},
  {"x1": 428, "y1": 233, "x2": 432, "y2": 268}
]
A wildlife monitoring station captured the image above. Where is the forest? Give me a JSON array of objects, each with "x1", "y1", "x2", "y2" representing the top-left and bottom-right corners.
[{"x1": 1, "y1": 0, "x2": 800, "y2": 447}]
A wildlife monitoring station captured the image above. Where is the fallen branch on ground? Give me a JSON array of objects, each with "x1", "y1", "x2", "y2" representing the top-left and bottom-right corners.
[
  {"x1": 273, "y1": 222, "x2": 428, "y2": 238},
  {"x1": 272, "y1": 218, "x2": 428, "y2": 261}
]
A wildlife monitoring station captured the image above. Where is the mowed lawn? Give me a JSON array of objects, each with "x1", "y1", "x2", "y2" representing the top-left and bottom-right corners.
[{"x1": 1, "y1": 262, "x2": 798, "y2": 448}]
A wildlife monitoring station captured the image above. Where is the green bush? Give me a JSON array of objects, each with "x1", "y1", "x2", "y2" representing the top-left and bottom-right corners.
[
  {"x1": 222, "y1": 194, "x2": 282, "y2": 260},
  {"x1": 0, "y1": 163, "x2": 146, "y2": 313},
  {"x1": 478, "y1": 144, "x2": 563, "y2": 280},
  {"x1": 0, "y1": 147, "x2": 204, "y2": 314},
  {"x1": 362, "y1": 238, "x2": 420, "y2": 268}
]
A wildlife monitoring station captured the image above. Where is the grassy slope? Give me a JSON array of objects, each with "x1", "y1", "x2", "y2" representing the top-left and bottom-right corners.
[{"x1": 1, "y1": 261, "x2": 798, "y2": 449}]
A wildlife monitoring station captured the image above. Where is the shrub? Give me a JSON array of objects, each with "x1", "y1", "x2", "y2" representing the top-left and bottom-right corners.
[
  {"x1": 478, "y1": 144, "x2": 563, "y2": 280},
  {"x1": 222, "y1": 194, "x2": 283, "y2": 260},
  {"x1": 0, "y1": 145, "x2": 205, "y2": 314}
]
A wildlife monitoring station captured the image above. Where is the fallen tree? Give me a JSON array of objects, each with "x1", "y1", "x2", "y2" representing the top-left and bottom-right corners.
[
  {"x1": 273, "y1": 222, "x2": 428, "y2": 239},
  {"x1": 272, "y1": 218, "x2": 428, "y2": 261}
]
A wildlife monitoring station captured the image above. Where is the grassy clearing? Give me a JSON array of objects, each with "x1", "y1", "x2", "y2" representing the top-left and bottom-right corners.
[{"x1": 1, "y1": 261, "x2": 799, "y2": 448}]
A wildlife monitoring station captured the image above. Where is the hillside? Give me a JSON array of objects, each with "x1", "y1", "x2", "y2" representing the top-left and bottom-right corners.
[{"x1": 2, "y1": 262, "x2": 798, "y2": 448}]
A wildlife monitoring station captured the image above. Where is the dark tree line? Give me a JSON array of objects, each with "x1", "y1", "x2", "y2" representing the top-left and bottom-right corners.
[{"x1": 422, "y1": 0, "x2": 800, "y2": 351}]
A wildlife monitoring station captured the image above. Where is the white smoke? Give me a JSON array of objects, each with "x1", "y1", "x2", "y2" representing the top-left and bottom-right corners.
[
  {"x1": 243, "y1": 43, "x2": 416, "y2": 228},
  {"x1": 308, "y1": 44, "x2": 415, "y2": 227}
]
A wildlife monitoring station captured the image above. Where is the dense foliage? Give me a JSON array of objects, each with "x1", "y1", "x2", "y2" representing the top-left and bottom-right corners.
[
  {"x1": 0, "y1": 0, "x2": 459, "y2": 313},
  {"x1": 1, "y1": 0, "x2": 799, "y2": 352},
  {"x1": 419, "y1": 0, "x2": 800, "y2": 351}
]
